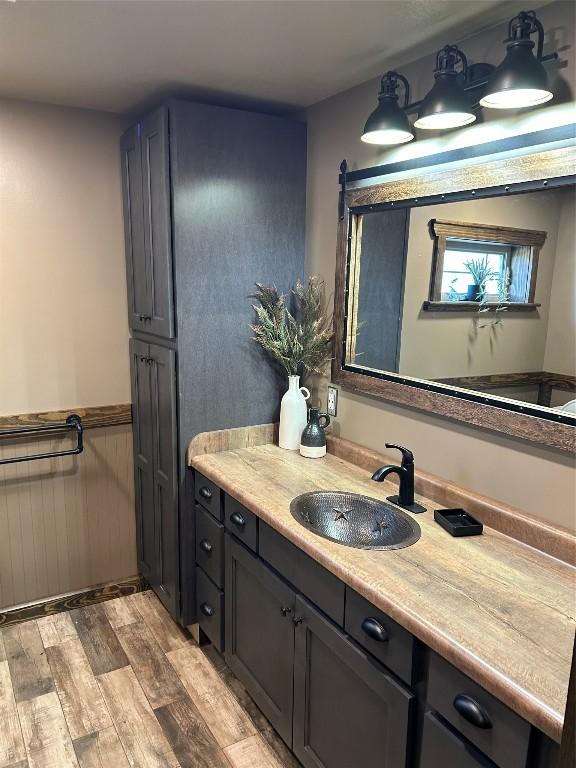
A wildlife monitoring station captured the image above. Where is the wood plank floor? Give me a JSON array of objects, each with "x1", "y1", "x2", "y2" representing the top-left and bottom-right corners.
[{"x1": 0, "y1": 591, "x2": 302, "y2": 768}]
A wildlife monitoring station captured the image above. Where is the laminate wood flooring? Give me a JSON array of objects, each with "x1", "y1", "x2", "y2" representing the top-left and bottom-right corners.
[{"x1": 0, "y1": 591, "x2": 302, "y2": 768}]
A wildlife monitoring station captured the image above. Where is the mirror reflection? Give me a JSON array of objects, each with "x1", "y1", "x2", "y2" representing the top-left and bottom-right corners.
[{"x1": 345, "y1": 184, "x2": 575, "y2": 412}]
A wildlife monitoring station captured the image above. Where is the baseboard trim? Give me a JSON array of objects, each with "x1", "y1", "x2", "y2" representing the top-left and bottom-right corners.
[{"x1": 0, "y1": 575, "x2": 147, "y2": 627}]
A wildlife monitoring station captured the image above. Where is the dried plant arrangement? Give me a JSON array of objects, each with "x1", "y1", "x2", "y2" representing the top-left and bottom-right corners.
[{"x1": 250, "y1": 277, "x2": 334, "y2": 378}]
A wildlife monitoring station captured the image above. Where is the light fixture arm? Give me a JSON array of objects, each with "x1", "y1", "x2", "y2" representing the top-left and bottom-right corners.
[
  {"x1": 434, "y1": 44, "x2": 468, "y2": 81},
  {"x1": 379, "y1": 71, "x2": 411, "y2": 108},
  {"x1": 507, "y1": 10, "x2": 558, "y2": 63}
]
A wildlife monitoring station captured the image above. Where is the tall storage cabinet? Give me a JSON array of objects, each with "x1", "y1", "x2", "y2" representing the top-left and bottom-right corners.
[
  {"x1": 120, "y1": 100, "x2": 306, "y2": 624},
  {"x1": 120, "y1": 108, "x2": 174, "y2": 339},
  {"x1": 129, "y1": 339, "x2": 178, "y2": 615}
]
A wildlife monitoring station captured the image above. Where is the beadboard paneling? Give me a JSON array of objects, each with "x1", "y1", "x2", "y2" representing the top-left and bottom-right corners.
[{"x1": 0, "y1": 424, "x2": 136, "y2": 610}]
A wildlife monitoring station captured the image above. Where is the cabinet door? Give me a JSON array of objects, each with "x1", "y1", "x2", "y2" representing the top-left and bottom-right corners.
[
  {"x1": 225, "y1": 535, "x2": 296, "y2": 747},
  {"x1": 121, "y1": 124, "x2": 150, "y2": 334},
  {"x1": 420, "y1": 712, "x2": 497, "y2": 768},
  {"x1": 129, "y1": 339, "x2": 156, "y2": 582},
  {"x1": 140, "y1": 107, "x2": 175, "y2": 339},
  {"x1": 293, "y1": 595, "x2": 414, "y2": 768},
  {"x1": 149, "y1": 343, "x2": 179, "y2": 615}
]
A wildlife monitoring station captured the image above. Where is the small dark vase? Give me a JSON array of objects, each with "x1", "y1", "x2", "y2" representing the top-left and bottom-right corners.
[
  {"x1": 300, "y1": 408, "x2": 330, "y2": 459},
  {"x1": 465, "y1": 283, "x2": 482, "y2": 302}
]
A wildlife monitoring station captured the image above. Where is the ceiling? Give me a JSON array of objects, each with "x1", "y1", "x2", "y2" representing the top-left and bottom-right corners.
[{"x1": 0, "y1": 0, "x2": 534, "y2": 116}]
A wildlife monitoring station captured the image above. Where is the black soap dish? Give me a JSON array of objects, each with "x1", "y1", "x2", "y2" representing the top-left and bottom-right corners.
[{"x1": 434, "y1": 508, "x2": 483, "y2": 537}]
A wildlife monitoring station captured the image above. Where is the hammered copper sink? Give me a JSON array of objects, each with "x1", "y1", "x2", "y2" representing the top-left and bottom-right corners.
[{"x1": 290, "y1": 491, "x2": 421, "y2": 550}]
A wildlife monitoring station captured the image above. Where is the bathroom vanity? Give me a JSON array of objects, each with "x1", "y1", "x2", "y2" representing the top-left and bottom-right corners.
[{"x1": 188, "y1": 431, "x2": 574, "y2": 768}]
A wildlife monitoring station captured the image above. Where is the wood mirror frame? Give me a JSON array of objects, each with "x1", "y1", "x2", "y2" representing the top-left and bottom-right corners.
[{"x1": 332, "y1": 141, "x2": 576, "y2": 453}]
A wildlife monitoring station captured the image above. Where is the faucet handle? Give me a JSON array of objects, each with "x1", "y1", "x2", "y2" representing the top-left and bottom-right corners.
[{"x1": 385, "y1": 443, "x2": 414, "y2": 466}]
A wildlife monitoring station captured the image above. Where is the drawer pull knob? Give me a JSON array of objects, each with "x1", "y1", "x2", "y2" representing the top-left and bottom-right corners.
[
  {"x1": 199, "y1": 487, "x2": 212, "y2": 501},
  {"x1": 200, "y1": 602, "x2": 214, "y2": 617},
  {"x1": 361, "y1": 617, "x2": 389, "y2": 643},
  {"x1": 200, "y1": 539, "x2": 213, "y2": 554},
  {"x1": 453, "y1": 694, "x2": 492, "y2": 729},
  {"x1": 280, "y1": 606, "x2": 292, "y2": 616},
  {"x1": 230, "y1": 512, "x2": 246, "y2": 529}
]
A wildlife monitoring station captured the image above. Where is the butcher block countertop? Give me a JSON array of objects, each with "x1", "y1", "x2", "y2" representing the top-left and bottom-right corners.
[{"x1": 191, "y1": 442, "x2": 575, "y2": 743}]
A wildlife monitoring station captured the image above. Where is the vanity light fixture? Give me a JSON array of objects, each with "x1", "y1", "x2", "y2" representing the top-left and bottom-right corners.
[
  {"x1": 480, "y1": 11, "x2": 554, "y2": 110},
  {"x1": 414, "y1": 45, "x2": 476, "y2": 130},
  {"x1": 361, "y1": 71, "x2": 415, "y2": 145},
  {"x1": 360, "y1": 10, "x2": 560, "y2": 143}
]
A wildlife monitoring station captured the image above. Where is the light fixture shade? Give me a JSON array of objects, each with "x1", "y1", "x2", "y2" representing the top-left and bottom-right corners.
[
  {"x1": 414, "y1": 45, "x2": 476, "y2": 130},
  {"x1": 414, "y1": 73, "x2": 476, "y2": 129},
  {"x1": 480, "y1": 41, "x2": 552, "y2": 109},
  {"x1": 480, "y1": 11, "x2": 553, "y2": 109},
  {"x1": 361, "y1": 99, "x2": 414, "y2": 145},
  {"x1": 361, "y1": 71, "x2": 415, "y2": 145}
]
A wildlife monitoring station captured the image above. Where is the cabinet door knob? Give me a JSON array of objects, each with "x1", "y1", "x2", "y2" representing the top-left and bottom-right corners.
[
  {"x1": 292, "y1": 616, "x2": 303, "y2": 626},
  {"x1": 453, "y1": 694, "x2": 492, "y2": 729},
  {"x1": 230, "y1": 512, "x2": 245, "y2": 529},
  {"x1": 200, "y1": 602, "x2": 214, "y2": 617},
  {"x1": 361, "y1": 617, "x2": 389, "y2": 643},
  {"x1": 199, "y1": 487, "x2": 212, "y2": 501},
  {"x1": 280, "y1": 606, "x2": 292, "y2": 616},
  {"x1": 200, "y1": 539, "x2": 213, "y2": 554}
]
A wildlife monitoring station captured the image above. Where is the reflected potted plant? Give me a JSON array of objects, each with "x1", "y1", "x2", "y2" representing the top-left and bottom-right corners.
[
  {"x1": 250, "y1": 277, "x2": 333, "y2": 450},
  {"x1": 463, "y1": 256, "x2": 495, "y2": 302}
]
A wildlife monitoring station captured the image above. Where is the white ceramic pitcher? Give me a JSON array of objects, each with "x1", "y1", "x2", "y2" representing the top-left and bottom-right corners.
[{"x1": 279, "y1": 375, "x2": 310, "y2": 450}]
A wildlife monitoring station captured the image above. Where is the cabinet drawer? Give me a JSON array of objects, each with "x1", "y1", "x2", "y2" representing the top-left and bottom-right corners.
[
  {"x1": 225, "y1": 496, "x2": 258, "y2": 552},
  {"x1": 427, "y1": 652, "x2": 530, "y2": 768},
  {"x1": 260, "y1": 522, "x2": 345, "y2": 626},
  {"x1": 195, "y1": 504, "x2": 224, "y2": 588},
  {"x1": 194, "y1": 472, "x2": 223, "y2": 521},
  {"x1": 420, "y1": 712, "x2": 498, "y2": 768},
  {"x1": 196, "y1": 567, "x2": 224, "y2": 652},
  {"x1": 344, "y1": 587, "x2": 414, "y2": 685}
]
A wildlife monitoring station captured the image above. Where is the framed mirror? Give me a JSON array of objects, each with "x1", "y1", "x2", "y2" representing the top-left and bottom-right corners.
[{"x1": 333, "y1": 136, "x2": 576, "y2": 452}]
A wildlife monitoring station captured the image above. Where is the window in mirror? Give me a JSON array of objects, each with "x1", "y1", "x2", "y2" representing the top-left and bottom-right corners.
[
  {"x1": 440, "y1": 240, "x2": 511, "y2": 301},
  {"x1": 429, "y1": 219, "x2": 546, "y2": 307}
]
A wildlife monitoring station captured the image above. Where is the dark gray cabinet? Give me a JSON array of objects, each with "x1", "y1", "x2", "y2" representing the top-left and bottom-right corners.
[
  {"x1": 121, "y1": 126, "x2": 148, "y2": 334},
  {"x1": 225, "y1": 535, "x2": 295, "y2": 746},
  {"x1": 427, "y1": 651, "x2": 530, "y2": 768},
  {"x1": 130, "y1": 339, "x2": 155, "y2": 582},
  {"x1": 198, "y1": 481, "x2": 559, "y2": 768},
  {"x1": 129, "y1": 338, "x2": 178, "y2": 616},
  {"x1": 121, "y1": 100, "x2": 306, "y2": 623},
  {"x1": 224, "y1": 527, "x2": 414, "y2": 766},
  {"x1": 293, "y1": 595, "x2": 414, "y2": 768},
  {"x1": 420, "y1": 712, "x2": 497, "y2": 768},
  {"x1": 121, "y1": 106, "x2": 174, "y2": 340},
  {"x1": 196, "y1": 566, "x2": 224, "y2": 652},
  {"x1": 140, "y1": 108, "x2": 174, "y2": 340},
  {"x1": 195, "y1": 505, "x2": 225, "y2": 587}
]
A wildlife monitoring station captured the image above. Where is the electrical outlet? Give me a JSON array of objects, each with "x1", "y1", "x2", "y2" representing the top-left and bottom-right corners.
[{"x1": 327, "y1": 386, "x2": 338, "y2": 417}]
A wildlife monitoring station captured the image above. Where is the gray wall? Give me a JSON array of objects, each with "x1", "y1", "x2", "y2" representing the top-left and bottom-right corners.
[{"x1": 170, "y1": 100, "x2": 306, "y2": 622}]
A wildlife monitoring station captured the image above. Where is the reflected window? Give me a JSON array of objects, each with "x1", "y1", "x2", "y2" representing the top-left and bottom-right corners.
[
  {"x1": 441, "y1": 240, "x2": 511, "y2": 301},
  {"x1": 430, "y1": 219, "x2": 547, "y2": 305}
]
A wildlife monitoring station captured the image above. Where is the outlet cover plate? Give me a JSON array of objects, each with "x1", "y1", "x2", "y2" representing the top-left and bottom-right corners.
[{"x1": 327, "y1": 386, "x2": 338, "y2": 417}]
